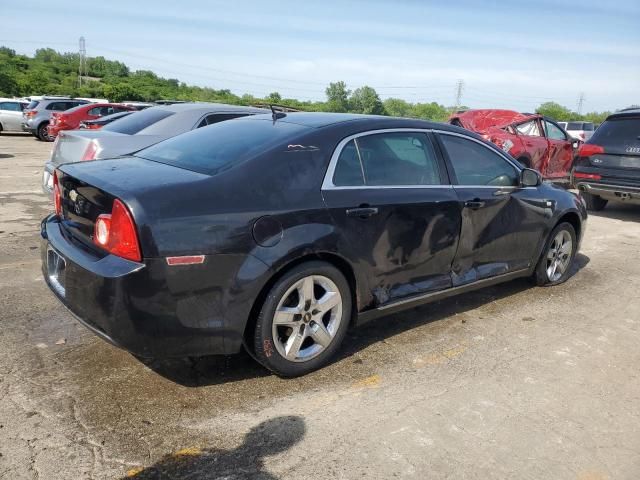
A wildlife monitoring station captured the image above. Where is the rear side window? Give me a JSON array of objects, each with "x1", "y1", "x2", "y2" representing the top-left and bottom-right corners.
[
  {"x1": 515, "y1": 120, "x2": 542, "y2": 137},
  {"x1": 333, "y1": 141, "x2": 364, "y2": 186},
  {"x1": 102, "y1": 108, "x2": 174, "y2": 135},
  {"x1": 47, "y1": 102, "x2": 74, "y2": 111},
  {"x1": 135, "y1": 118, "x2": 308, "y2": 175},
  {"x1": 0, "y1": 102, "x2": 22, "y2": 111},
  {"x1": 440, "y1": 134, "x2": 518, "y2": 186},
  {"x1": 590, "y1": 118, "x2": 640, "y2": 147}
]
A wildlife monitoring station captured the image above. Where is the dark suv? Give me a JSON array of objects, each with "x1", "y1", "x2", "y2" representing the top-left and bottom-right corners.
[
  {"x1": 572, "y1": 109, "x2": 640, "y2": 210},
  {"x1": 22, "y1": 97, "x2": 89, "y2": 141}
]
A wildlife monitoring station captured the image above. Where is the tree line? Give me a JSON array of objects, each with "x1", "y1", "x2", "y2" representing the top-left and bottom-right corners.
[{"x1": 0, "y1": 47, "x2": 625, "y2": 124}]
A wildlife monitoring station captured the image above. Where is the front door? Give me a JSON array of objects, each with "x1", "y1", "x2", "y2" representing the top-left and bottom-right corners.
[
  {"x1": 543, "y1": 119, "x2": 574, "y2": 179},
  {"x1": 322, "y1": 130, "x2": 461, "y2": 308},
  {"x1": 436, "y1": 132, "x2": 548, "y2": 286}
]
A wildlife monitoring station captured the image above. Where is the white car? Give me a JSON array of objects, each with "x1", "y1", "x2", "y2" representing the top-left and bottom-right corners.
[
  {"x1": 0, "y1": 98, "x2": 28, "y2": 133},
  {"x1": 565, "y1": 121, "x2": 595, "y2": 141}
]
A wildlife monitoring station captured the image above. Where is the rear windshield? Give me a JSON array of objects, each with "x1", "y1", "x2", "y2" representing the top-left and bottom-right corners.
[
  {"x1": 102, "y1": 108, "x2": 174, "y2": 135},
  {"x1": 590, "y1": 117, "x2": 640, "y2": 146},
  {"x1": 27, "y1": 100, "x2": 39, "y2": 109},
  {"x1": 135, "y1": 118, "x2": 308, "y2": 175}
]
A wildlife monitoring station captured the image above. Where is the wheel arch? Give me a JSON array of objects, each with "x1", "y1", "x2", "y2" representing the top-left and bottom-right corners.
[
  {"x1": 243, "y1": 251, "x2": 359, "y2": 350},
  {"x1": 556, "y1": 210, "x2": 582, "y2": 240}
]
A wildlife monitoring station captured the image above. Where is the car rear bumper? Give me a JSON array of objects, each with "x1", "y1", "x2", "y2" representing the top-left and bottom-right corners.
[
  {"x1": 576, "y1": 181, "x2": 640, "y2": 204},
  {"x1": 40, "y1": 215, "x2": 262, "y2": 358}
]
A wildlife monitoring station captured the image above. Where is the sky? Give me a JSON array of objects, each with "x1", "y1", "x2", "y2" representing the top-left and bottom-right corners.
[{"x1": 1, "y1": 0, "x2": 638, "y2": 112}]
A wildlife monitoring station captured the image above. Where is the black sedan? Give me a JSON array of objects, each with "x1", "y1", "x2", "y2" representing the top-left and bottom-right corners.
[{"x1": 41, "y1": 112, "x2": 587, "y2": 377}]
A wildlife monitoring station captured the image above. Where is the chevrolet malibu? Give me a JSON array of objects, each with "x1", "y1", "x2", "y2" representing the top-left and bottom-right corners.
[{"x1": 41, "y1": 113, "x2": 587, "y2": 377}]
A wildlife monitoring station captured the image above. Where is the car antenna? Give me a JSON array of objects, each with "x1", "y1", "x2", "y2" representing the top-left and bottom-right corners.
[{"x1": 270, "y1": 104, "x2": 287, "y2": 122}]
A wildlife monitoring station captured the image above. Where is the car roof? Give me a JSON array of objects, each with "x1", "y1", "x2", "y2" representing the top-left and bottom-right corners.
[
  {"x1": 243, "y1": 111, "x2": 454, "y2": 131},
  {"x1": 449, "y1": 109, "x2": 539, "y2": 131},
  {"x1": 153, "y1": 102, "x2": 268, "y2": 114},
  {"x1": 607, "y1": 108, "x2": 640, "y2": 120}
]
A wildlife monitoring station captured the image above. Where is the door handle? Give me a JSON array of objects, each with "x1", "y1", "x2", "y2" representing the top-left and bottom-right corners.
[
  {"x1": 464, "y1": 200, "x2": 485, "y2": 210},
  {"x1": 493, "y1": 189, "x2": 511, "y2": 196},
  {"x1": 346, "y1": 206, "x2": 379, "y2": 218}
]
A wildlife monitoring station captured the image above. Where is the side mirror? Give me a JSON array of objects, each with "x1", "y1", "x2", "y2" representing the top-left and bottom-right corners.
[{"x1": 520, "y1": 168, "x2": 541, "y2": 187}]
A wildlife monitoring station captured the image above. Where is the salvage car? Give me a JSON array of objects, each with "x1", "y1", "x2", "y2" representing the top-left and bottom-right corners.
[
  {"x1": 41, "y1": 113, "x2": 586, "y2": 377},
  {"x1": 42, "y1": 102, "x2": 267, "y2": 195},
  {"x1": 449, "y1": 109, "x2": 578, "y2": 181},
  {"x1": 572, "y1": 108, "x2": 640, "y2": 210},
  {"x1": 47, "y1": 103, "x2": 136, "y2": 139}
]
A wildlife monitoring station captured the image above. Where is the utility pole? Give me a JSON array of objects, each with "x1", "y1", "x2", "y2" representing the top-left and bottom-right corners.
[
  {"x1": 454, "y1": 79, "x2": 465, "y2": 111},
  {"x1": 577, "y1": 92, "x2": 585, "y2": 115},
  {"x1": 78, "y1": 36, "x2": 86, "y2": 88}
]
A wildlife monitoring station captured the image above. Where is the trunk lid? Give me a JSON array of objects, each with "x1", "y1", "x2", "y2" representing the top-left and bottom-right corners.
[{"x1": 57, "y1": 157, "x2": 210, "y2": 256}]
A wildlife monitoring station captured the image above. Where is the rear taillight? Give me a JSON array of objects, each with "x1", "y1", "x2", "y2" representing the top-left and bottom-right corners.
[
  {"x1": 53, "y1": 171, "x2": 62, "y2": 216},
  {"x1": 81, "y1": 141, "x2": 98, "y2": 161},
  {"x1": 93, "y1": 199, "x2": 141, "y2": 262},
  {"x1": 574, "y1": 172, "x2": 602, "y2": 180},
  {"x1": 25, "y1": 111, "x2": 37, "y2": 118},
  {"x1": 578, "y1": 144, "x2": 605, "y2": 157}
]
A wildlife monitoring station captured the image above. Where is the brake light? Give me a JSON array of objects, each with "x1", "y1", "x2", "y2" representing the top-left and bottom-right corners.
[
  {"x1": 578, "y1": 144, "x2": 605, "y2": 157},
  {"x1": 574, "y1": 172, "x2": 602, "y2": 180},
  {"x1": 82, "y1": 141, "x2": 98, "y2": 161},
  {"x1": 53, "y1": 171, "x2": 62, "y2": 216},
  {"x1": 93, "y1": 199, "x2": 141, "y2": 262},
  {"x1": 25, "y1": 111, "x2": 37, "y2": 118}
]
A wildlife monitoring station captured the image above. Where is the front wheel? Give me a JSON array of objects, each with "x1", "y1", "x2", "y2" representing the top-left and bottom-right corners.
[
  {"x1": 533, "y1": 222, "x2": 577, "y2": 286},
  {"x1": 253, "y1": 261, "x2": 352, "y2": 377},
  {"x1": 582, "y1": 192, "x2": 607, "y2": 211}
]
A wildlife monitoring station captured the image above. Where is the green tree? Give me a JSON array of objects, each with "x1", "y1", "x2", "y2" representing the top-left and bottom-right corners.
[
  {"x1": 349, "y1": 86, "x2": 385, "y2": 115},
  {"x1": 411, "y1": 102, "x2": 449, "y2": 121},
  {"x1": 266, "y1": 91, "x2": 282, "y2": 103},
  {"x1": 535, "y1": 102, "x2": 574, "y2": 121},
  {"x1": 383, "y1": 98, "x2": 412, "y2": 117},
  {"x1": 325, "y1": 81, "x2": 350, "y2": 112}
]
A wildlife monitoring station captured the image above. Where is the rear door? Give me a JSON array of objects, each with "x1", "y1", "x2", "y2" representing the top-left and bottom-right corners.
[
  {"x1": 322, "y1": 129, "x2": 461, "y2": 306},
  {"x1": 0, "y1": 101, "x2": 23, "y2": 130},
  {"x1": 543, "y1": 119, "x2": 574, "y2": 179},
  {"x1": 435, "y1": 131, "x2": 548, "y2": 286}
]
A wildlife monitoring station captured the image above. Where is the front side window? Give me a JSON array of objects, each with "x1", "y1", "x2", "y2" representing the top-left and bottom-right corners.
[
  {"x1": 544, "y1": 120, "x2": 567, "y2": 141},
  {"x1": 440, "y1": 134, "x2": 518, "y2": 187},
  {"x1": 332, "y1": 132, "x2": 441, "y2": 187},
  {"x1": 515, "y1": 120, "x2": 542, "y2": 137}
]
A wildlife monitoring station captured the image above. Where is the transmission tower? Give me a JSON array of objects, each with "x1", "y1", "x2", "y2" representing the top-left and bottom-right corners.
[
  {"x1": 577, "y1": 92, "x2": 585, "y2": 115},
  {"x1": 454, "y1": 80, "x2": 465, "y2": 111},
  {"x1": 78, "y1": 36, "x2": 87, "y2": 88}
]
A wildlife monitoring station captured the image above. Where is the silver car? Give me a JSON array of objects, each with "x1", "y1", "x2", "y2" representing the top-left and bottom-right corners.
[
  {"x1": 43, "y1": 102, "x2": 267, "y2": 195},
  {"x1": 23, "y1": 97, "x2": 90, "y2": 141},
  {"x1": 0, "y1": 98, "x2": 29, "y2": 133}
]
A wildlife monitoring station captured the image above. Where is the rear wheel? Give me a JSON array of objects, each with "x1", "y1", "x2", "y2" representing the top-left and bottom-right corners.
[
  {"x1": 533, "y1": 222, "x2": 577, "y2": 286},
  {"x1": 37, "y1": 122, "x2": 53, "y2": 142},
  {"x1": 582, "y1": 192, "x2": 607, "y2": 211},
  {"x1": 253, "y1": 261, "x2": 352, "y2": 377}
]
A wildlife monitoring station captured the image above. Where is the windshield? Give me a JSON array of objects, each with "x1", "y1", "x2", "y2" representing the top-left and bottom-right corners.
[
  {"x1": 102, "y1": 108, "x2": 174, "y2": 135},
  {"x1": 135, "y1": 118, "x2": 308, "y2": 175}
]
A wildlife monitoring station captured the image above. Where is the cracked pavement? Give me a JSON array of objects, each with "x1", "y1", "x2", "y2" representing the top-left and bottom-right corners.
[{"x1": 1, "y1": 133, "x2": 639, "y2": 479}]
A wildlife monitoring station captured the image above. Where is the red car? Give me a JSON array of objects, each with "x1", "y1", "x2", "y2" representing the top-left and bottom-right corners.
[
  {"x1": 47, "y1": 103, "x2": 135, "y2": 138},
  {"x1": 449, "y1": 109, "x2": 578, "y2": 181}
]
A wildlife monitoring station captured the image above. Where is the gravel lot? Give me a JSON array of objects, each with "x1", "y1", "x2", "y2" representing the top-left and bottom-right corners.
[{"x1": 1, "y1": 133, "x2": 639, "y2": 480}]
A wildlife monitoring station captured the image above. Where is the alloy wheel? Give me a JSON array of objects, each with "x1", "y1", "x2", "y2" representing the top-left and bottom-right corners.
[
  {"x1": 546, "y1": 230, "x2": 573, "y2": 282},
  {"x1": 271, "y1": 275, "x2": 343, "y2": 362}
]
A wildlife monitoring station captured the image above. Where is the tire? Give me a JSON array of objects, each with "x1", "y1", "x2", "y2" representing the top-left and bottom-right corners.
[
  {"x1": 533, "y1": 222, "x2": 577, "y2": 286},
  {"x1": 583, "y1": 192, "x2": 607, "y2": 211},
  {"x1": 37, "y1": 122, "x2": 53, "y2": 142},
  {"x1": 253, "y1": 261, "x2": 352, "y2": 377}
]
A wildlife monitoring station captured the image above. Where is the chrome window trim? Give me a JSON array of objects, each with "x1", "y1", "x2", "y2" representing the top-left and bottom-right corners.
[{"x1": 322, "y1": 128, "x2": 451, "y2": 190}]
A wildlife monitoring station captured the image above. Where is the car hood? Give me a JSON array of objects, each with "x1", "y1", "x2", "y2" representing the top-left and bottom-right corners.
[{"x1": 450, "y1": 110, "x2": 539, "y2": 133}]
